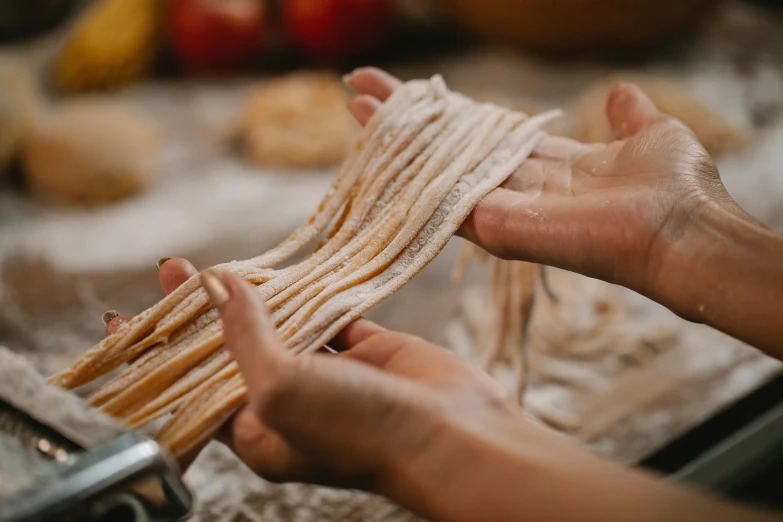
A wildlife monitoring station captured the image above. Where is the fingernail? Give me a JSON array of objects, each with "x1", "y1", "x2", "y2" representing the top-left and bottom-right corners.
[
  {"x1": 201, "y1": 269, "x2": 230, "y2": 309},
  {"x1": 342, "y1": 72, "x2": 355, "y2": 88},
  {"x1": 102, "y1": 310, "x2": 119, "y2": 325},
  {"x1": 156, "y1": 257, "x2": 172, "y2": 271}
]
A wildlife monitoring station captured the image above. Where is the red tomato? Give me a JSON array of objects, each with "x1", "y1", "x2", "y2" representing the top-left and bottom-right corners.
[
  {"x1": 167, "y1": 0, "x2": 265, "y2": 73},
  {"x1": 282, "y1": 0, "x2": 394, "y2": 62}
]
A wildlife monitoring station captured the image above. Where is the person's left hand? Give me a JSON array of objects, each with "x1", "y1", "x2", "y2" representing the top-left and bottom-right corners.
[{"x1": 342, "y1": 67, "x2": 764, "y2": 325}]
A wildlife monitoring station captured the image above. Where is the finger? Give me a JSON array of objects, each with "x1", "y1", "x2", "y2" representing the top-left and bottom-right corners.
[
  {"x1": 459, "y1": 187, "x2": 586, "y2": 264},
  {"x1": 606, "y1": 82, "x2": 666, "y2": 139},
  {"x1": 103, "y1": 310, "x2": 132, "y2": 336},
  {"x1": 203, "y1": 272, "x2": 388, "y2": 480},
  {"x1": 158, "y1": 257, "x2": 198, "y2": 295},
  {"x1": 206, "y1": 272, "x2": 427, "y2": 478},
  {"x1": 348, "y1": 95, "x2": 382, "y2": 127},
  {"x1": 329, "y1": 318, "x2": 386, "y2": 352},
  {"x1": 203, "y1": 270, "x2": 289, "y2": 398},
  {"x1": 460, "y1": 187, "x2": 636, "y2": 284},
  {"x1": 346, "y1": 67, "x2": 401, "y2": 102}
]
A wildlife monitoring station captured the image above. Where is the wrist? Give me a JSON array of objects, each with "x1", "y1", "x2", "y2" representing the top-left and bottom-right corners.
[
  {"x1": 647, "y1": 200, "x2": 783, "y2": 352},
  {"x1": 379, "y1": 404, "x2": 780, "y2": 522},
  {"x1": 378, "y1": 404, "x2": 594, "y2": 522}
]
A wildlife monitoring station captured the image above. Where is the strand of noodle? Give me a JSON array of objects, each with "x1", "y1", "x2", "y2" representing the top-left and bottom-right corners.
[{"x1": 125, "y1": 350, "x2": 234, "y2": 428}]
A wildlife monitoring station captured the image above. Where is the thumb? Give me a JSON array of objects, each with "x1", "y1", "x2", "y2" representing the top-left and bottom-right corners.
[
  {"x1": 200, "y1": 271, "x2": 418, "y2": 475},
  {"x1": 201, "y1": 269, "x2": 289, "y2": 401},
  {"x1": 606, "y1": 82, "x2": 665, "y2": 139}
]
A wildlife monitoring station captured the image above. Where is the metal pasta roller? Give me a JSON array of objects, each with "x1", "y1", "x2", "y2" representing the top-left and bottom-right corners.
[{"x1": 0, "y1": 348, "x2": 193, "y2": 522}]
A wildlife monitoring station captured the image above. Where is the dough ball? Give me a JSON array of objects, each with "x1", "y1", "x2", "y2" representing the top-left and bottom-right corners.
[
  {"x1": 236, "y1": 72, "x2": 357, "y2": 169},
  {"x1": 22, "y1": 99, "x2": 160, "y2": 205}
]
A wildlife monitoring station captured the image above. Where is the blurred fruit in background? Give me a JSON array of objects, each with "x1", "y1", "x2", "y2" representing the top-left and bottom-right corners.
[
  {"x1": 167, "y1": 0, "x2": 266, "y2": 74},
  {"x1": 56, "y1": 0, "x2": 160, "y2": 92},
  {"x1": 433, "y1": 0, "x2": 719, "y2": 52},
  {"x1": 0, "y1": 58, "x2": 43, "y2": 178},
  {"x1": 282, "y1": 0, "x2": 395, "y2": 62},
  {"x1": 22, "y1": 100, "x2": 160, "y2": 205},
  {"x1": 0, "y1": 0, "x2": 74, "y2": 41},
  {"x1": 50, "y1": 0, "x2": 398, "y2": 88}
]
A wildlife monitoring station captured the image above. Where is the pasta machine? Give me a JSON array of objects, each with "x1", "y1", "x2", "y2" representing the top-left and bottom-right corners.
[{"x1": 0, "y1": 349, "x2": 193, "y2": 522}]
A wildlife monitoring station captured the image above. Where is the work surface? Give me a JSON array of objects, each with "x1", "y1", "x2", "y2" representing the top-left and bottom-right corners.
[{"x1": 1, "y1": 2, "x2": 783, "y2": 520}]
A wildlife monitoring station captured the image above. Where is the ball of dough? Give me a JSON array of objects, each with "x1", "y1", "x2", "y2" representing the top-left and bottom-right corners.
[
  {"x1": 236, "y1": 72, "x2": 357, "y2": 169},
  {"x1": 22, "y1": 99, "x2": 160, "y2": 205}
]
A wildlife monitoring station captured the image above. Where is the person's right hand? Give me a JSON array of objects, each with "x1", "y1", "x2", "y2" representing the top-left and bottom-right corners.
[
  {"x1": 109, "y1": 258, "x2": 603, "y2": 521},
  {"x1": 199, "y1": 268, "x2": 780, "y2": 522}
]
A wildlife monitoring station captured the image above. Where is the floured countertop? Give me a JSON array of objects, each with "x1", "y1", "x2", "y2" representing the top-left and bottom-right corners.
[{"x1": 1, "y1": 2, "x2": 782, "y2": 521}]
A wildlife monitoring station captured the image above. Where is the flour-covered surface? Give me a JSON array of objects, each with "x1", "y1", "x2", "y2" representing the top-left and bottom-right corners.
[
  {"x1": 187, "y1": 444, "x2": 418, "y2": 522},
  {"x1": 0, "y1": 2, "x2": 782, "y2": 520},
  {"x1": 447, "y1": 269, "x2": 782, "y2": 463}
]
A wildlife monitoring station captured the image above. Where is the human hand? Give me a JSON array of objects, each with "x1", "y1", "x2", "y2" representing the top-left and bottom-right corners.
[
  {"x1": 105, "y1": 259, "x2": 528, "y2": 485},
  {"x1": 200, "y1": 268, "x2": 522, "y2": 490},
  {"x1": 108, "y1": 258, "x2": 592, "y2": 521},
  {"x1": 344, "y1": 68, "x2": 763, "y2": 317}
]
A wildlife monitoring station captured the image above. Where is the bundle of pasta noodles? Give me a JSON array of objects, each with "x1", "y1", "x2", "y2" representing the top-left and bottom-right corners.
[{"x1": 50, "y1": 75, "x2": 560, "y2": 461}]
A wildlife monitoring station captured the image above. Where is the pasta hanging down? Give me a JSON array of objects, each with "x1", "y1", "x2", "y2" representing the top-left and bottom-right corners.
[
  {"x1": 50, "y1": 76, "x2": 560, "y2": 462},
  {"x1": 452, "y1": 242, "x2": 558, "y2": 403}
]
